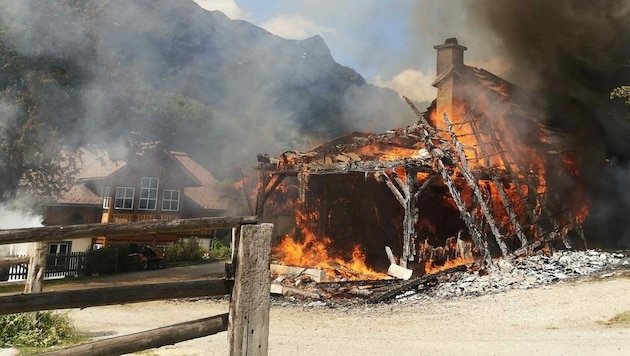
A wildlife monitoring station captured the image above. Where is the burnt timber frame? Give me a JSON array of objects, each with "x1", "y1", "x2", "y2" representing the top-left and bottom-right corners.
[{"x1": 256, "y1": 100, "x2": 588, "y2": 268}]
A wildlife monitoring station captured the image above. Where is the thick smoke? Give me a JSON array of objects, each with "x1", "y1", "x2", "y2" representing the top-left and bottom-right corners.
[
  {"x1": 0, "y1": 0, "x2": 415, "y2": 207},
  {"x1": 467, "y1": 0, "x2": 630, "y2": 247}
]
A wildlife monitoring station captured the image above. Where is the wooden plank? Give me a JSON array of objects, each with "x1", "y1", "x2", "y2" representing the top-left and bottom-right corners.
[
  {"x1": 387, "y1": 263, "x2": 413, "y2": 280},
  {"x1": 0, "y1": 216, "x2": 258, "y2": 245},
  {"x1": 345, "y1": 152, "x2": 361, "y2": 161},
  {"x1": 0, "y1": 256, "x2": 29, "y2": 268},
  {"x1": 270, "y1": 264, "x2": 326, "y2": 282},
  {"x1": 229, "y1": 224, "x2": 273, "y2": 356},
  {"x1": 42, "y1": 313, "x2": 229, "y2": 356},
  {"x1": 0, "y1": 279, "x2": 233, "y2": 315}
]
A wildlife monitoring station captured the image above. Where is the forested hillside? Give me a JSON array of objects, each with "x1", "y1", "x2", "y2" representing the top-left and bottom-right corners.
[{"x1": 0, "y1": 0, "x2": 415, "y2": 202}]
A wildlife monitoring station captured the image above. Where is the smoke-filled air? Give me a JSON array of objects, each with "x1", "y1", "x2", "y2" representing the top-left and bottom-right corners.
[
  {"x1": 0, "y1": 0, "x2": 629, "y2": 246},
  {"x1": 459, "y1": 0, "x2": 630, "y2": 247}
]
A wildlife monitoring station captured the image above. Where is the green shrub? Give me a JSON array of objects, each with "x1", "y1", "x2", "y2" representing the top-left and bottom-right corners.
[
  {"x1": 208, "y1": 239, "x2": 231, "y2": 260},
  {"x1": 84, "y1": 245, "x2": 134, "y2": 275},
  {"x1": 164, "y1": 237, "x2": 205, "y2": 263},
  {"x1": 0, "y1": 312, "x2": 75, "y2": 348}
]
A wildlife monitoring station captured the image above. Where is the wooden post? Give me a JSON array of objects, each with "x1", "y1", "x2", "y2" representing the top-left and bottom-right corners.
[
  {"x1": 379, "y1": 170, "x2": 415, "y2": 268},
  {"x1": 25, "y1": 242, "x2": 47, "y2": 294},
  {"x1": 229, "y1": 223, "x2": 273, "y2": 356},
  {"x1": 25, "y1": 241, "x2": 47, "y2": 324}
]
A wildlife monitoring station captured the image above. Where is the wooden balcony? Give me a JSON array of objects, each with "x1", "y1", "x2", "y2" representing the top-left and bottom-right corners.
[{"x1": 103, "y1": 212, "x2": 182, "y2": 224}]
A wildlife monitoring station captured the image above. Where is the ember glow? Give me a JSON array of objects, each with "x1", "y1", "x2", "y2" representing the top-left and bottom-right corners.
[{"x1": 425, "y1": 256, "x2": 473, "y2": 275}]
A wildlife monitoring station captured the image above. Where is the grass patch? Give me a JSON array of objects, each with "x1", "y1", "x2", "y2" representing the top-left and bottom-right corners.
[
  {"x1": 0, "y1": 311, "x2": 83, "y2": 352},
  {"x1": 603, "y1": 311, "x2": 630, "y2": 326}
]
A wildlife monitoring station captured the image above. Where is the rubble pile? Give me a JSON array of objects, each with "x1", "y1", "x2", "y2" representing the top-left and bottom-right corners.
[
  {"x1": 397, "y1": 250, "x2": 630, "y2": 303},
  {"x1": 270, "y1": 250, "x2": 630, "y2": 307}
]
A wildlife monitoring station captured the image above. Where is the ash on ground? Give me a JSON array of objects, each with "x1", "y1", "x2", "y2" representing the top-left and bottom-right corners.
[{"x1": 272, "y1": 250, "x2": 630, "y2": 308}]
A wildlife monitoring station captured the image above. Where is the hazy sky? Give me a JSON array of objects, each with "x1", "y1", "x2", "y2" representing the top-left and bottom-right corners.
[{"x1": 192, "y1": 0, "x2": 507, "y2": 103}]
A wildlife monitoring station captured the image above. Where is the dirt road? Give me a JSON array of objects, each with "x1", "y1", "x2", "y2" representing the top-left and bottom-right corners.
[{"x1": 59, "y1": 264, "x2": 630, "y2": 356}]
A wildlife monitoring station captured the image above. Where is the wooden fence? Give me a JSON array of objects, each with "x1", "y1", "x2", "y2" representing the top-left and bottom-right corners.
[
  {"x1": 0, "y1": 216, "x2": 272, "y2": 356},
  {"x1": 3, "y1": 252, "x2": 87, "y2": 281}
]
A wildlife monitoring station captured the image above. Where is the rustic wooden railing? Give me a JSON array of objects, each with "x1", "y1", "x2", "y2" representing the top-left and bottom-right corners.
[{"x1": 0, "y1": 216, "x2": 272, "y2": 356}]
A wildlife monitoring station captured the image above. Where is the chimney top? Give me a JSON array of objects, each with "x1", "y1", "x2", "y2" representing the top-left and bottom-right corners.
[
  {"x1": 434, "y1": 38, "x2": 467, "y2": 75},
  {"x1": 433, "y1": 37, "x2": 467, "y2": 51}
]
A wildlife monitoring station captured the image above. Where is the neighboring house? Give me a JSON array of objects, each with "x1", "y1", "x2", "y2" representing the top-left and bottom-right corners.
[{"x1": 39, "y1": 143, "x2": 236, "y2": 253}]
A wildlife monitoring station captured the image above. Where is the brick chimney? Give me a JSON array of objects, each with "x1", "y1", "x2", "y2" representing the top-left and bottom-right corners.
[
  {"x1": 433, "y1": 37, "x2": 467, "y2": 75},
  {"x1": 432, "y1": 38, "x2": 467, "y2": 131}
]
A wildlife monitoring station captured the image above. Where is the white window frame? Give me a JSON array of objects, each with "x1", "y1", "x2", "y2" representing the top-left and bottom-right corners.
[
  {"x1": 115, "y1": 187, "x2": 135, "y2": 210},
  {"x1": 48, "y1": 242, "x2": 71, "y2": 255},
  {"x1": 139, "y1": 177, "x2": 159, "y2": 211},
  {"x1": 162, "y1": 189, "x2": 180, "y2": 212},
  {"x1": 102, "y1": 186, "x2": 111, "y2": 209}
]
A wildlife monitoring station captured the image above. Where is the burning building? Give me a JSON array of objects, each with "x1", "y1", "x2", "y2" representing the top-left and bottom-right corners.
[{"x1": 257, "y1": 38, "x2": 595, "y2": 278}]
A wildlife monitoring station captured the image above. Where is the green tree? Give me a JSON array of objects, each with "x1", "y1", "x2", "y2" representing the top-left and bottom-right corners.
[{"x1": 611, "y1": 86, "x2": 630, "y2": 106}]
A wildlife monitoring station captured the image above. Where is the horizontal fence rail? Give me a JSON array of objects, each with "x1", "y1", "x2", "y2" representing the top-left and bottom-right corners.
[
  {"x1": 0, "y1": 279, "x2": 233, "y2": 314},
  {"x1": 0, "y1": 216, "x2": 258, "y2": 245},
  {"x1": 41, "y1": 313, "x2": 229, "y2": 356}
]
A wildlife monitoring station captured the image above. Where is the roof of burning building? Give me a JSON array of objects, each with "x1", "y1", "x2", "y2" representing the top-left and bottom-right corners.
[{"x1": 261, "y1": 58, "x2": 566, "y2": 176}]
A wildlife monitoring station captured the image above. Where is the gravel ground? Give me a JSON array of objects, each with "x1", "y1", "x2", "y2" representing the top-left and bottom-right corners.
[
  {"x1": 61, "y1": 274, "x2": 630, "y2": 356},
  {"x1": 4, "y1": 257, "x2": 630, "y2": 355}
]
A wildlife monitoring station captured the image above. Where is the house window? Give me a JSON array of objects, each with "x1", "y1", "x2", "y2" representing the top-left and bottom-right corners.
[
  {"x1": 102, "y1": 186, "x2": 111, "y2": 209},
  {"x1": 115, "y1": 187, "x2": 135, "y2": 210},
  {"x1": 162, "y1": 189, "x2": 180, "y2": 211},
  {"x1": 49, "y1": 242, "x2": 71, "y2": 255},
  {"x1": 139, "y1": 177, "x2": 159, "y2": 211}
]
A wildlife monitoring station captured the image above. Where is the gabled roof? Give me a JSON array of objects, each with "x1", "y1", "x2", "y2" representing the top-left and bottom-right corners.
[
  {"x1": 47, "y1": 145, "x2": 230, "y2": 211},
  {"x1": 74, "y1": 148, "x2": 126, "y2": 180},
  {"x1": 55, "y1": 184, "x2": 102, "y2": 206},
  {"x1": 171, "y1": 151, "x2": 233, "y2": 211}
]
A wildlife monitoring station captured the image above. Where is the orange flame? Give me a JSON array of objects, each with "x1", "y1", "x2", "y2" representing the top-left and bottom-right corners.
[
  {"x1": 424, "y1": 256, "x2": 472, "y2": 274},
  {"x1": 273, "y1": 212, "x2": 386, "y2": 280}
]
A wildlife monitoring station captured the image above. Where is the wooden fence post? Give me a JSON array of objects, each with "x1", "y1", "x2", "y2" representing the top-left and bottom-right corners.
[
  {"x1": 25, "y1": 242, "x2": 47, "y2": 294},
  {"x1": 25, "y1": 241, "x2": 47, "y2": 324},
  {"x1": 228, "y1": 223, "x2": 273, "y2": 356}
]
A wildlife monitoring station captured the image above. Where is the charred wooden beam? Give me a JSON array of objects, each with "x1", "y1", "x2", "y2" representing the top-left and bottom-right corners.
[
  {"x1": 458, "y1": 109, "x2": 529, "y2": 246},
  {"x1": 443, "y1": 113, "x2": 509, "y2": 257},
  {"x1": 297, "y1": 172, "x2": 309, "y2": 204},
  {"x1": 379, "y1": 172, "x2": 406, "y2": 207},
  {"x1": 404, "y1": 168, "x2": 418, "y2": 263},
  {"x1": 459, "y1": 110, "x2": 529, "y2": 248},
  {"x1": 366, "y1": 265, "x2": 467, "y2": 304},
  {"x1": 255, "y1": 170, "x2": 289, "y2": 223},
  {"x1": 464, "y1": 107, "x2": 546, "y2": 240},
  {"x1": 261, "y1": 174, "x2": 288, "y2": 211},
  {"x1": 435, "y1": 155, "x2": 491, "y2": 267},
  {"x1": 316, "y1": 279, "x2": 399, "y2": 289},
  {"x1": 378, "y1": 169, "x2": 418, "y2": 267},
  {"x1": 411, "y1": 119, "x2": 492, "y2": 266}
]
